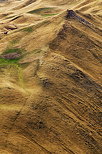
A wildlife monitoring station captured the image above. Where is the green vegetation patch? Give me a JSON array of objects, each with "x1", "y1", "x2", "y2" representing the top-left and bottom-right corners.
[
  {"x1": 0, "y1": 57, "x2": 20, "y2": 65},
  {"x1": 2, "y1": 48, "x2": 25, "y2": 55},
  {"x1": 28, "y1": 7, "x2": 59, "y2": 17},
  {"x1": 0, "y1": 58, "x2": 24, "y2": 87},
  {"x1": 0, "y1": 47, "x2": 25, "y2": 65},
  {"x1": 3, "y1": 48, "x2": 22, "y2": 54},
  {"x1": 0, "y1": 48, "x2": 26, "y2": 88}
]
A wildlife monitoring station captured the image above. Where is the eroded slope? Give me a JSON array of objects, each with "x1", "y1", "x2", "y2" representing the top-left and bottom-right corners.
[{"x1": 0, "y1": 0, "x2": 102, "y2": 154}]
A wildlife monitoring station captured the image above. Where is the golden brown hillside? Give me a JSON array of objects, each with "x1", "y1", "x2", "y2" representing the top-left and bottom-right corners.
[{"x1": 0, "y1": 0, "x2": 102, "y2": 154}]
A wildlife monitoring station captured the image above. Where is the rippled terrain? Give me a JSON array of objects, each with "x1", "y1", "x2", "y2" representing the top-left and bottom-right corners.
[{"x1": 0, "y1": 0, "x2": 102, "y2": 153}]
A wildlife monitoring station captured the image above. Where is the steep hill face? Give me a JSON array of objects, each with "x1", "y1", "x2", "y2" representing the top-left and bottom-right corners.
[{"x1": 0, "y1": 0, "x2": 102, "y2": 154}]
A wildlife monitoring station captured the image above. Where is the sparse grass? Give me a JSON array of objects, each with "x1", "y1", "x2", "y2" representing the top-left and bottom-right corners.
[
  {"x1": 0, "y1": 47, "x2": 26, "y2": 65},
  {"x1": 33, "y1": 49, "x2": 42, "y2": 54},
  {"x1": 10, "y1": 39, "x2": 20, "y2": 45},
  {"x1": 42, "y1": 13, "x2": 58, "y2": 17},
  {"x1": 28, "y1": 8, "x2": 53, "y2": 14},
  {"x1": 28, "y1": 7, "x2": 58, "y2": 17},
  {"x1": 0, "y1": 58, "x2": 24, "y2": 87},
  {"x1": 23, "y1": 26, "x2": 33, "y2": 33},
  {"x1": 3, "y1": 48, "x2": 22, "y2": 54}
]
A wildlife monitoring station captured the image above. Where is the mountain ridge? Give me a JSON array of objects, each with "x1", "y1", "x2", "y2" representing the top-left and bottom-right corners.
[{"x1": 0, "y1": 0, "x2": 102, "y2": 154}]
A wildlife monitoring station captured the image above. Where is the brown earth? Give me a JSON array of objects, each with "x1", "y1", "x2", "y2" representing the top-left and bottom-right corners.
[{"x1": 0, "y1": 0, "x2": 102, "y2": 154}]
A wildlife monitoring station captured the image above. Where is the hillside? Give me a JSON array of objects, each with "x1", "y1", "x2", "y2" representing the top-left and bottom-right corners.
[{"x1": 0, "y1": 0, "x2": 102, "y2": 154}]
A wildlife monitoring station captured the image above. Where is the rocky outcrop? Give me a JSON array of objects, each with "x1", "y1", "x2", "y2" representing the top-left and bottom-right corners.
[
  {"x1": 0, "y1": 52, "x2": 21, "y2": 60},
  {"x1": 66, "y1": 10, "x2": 91, "y2": 26}
]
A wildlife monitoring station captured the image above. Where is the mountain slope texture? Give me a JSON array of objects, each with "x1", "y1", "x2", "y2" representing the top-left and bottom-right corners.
[{"x1": 0, "y1": 0, "x2": 102, "y2": 154}]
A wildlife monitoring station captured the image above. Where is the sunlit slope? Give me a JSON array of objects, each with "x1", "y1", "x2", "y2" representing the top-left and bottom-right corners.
[{"x1": 0, "y1": 0, "x2": 102, "y2": 154}]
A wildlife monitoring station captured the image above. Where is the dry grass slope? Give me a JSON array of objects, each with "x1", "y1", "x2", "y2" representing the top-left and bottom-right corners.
[{"x1": 0, "y1": 0, "x2": 102, "y2": 154}]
